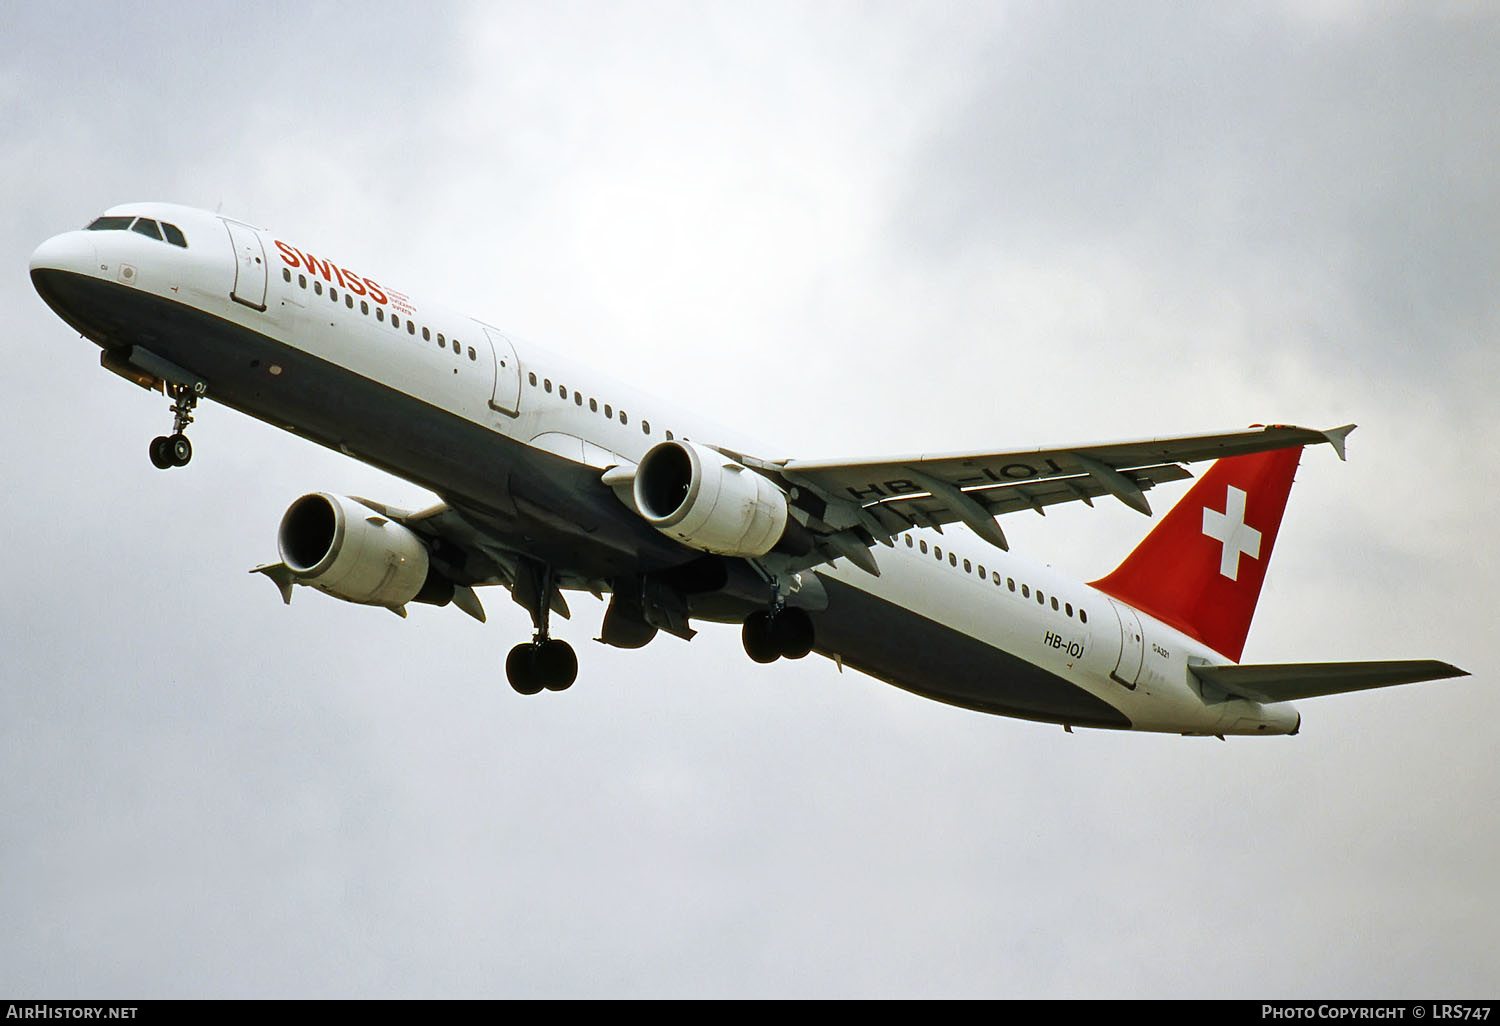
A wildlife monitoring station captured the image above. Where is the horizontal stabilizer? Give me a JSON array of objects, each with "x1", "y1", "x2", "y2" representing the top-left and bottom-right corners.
[{"x1": 1193, "y1": 660, "x2": 1469, "y2": 704}]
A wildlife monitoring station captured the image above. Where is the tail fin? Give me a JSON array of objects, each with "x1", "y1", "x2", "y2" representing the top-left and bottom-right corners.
[{"x1": 1089, "y1": 446, "x2": 1305, "y2": 662}]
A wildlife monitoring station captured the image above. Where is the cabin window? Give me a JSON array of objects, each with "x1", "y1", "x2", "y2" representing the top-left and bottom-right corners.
[
  {"x1": 1021, "y1": 584, "x2": 1030, "y2": 598},
  {"x1": 1065, "y1": 603, "x2": 1073, "y2": 617},
  {"x1": 949, "y1": 553, "x2": 957, "y2": 567},
  {"x1": 620, "y1": 411, "x2": 628, "y2": 426},
  {"x1": 1080, "y1": 610, "x2": 1088, "y2": 624},
  {"x1": 329, "y1": 288, "x2": 338, "y2": 302},
  {"x1": 298, "y1": 274, "x2": 307, "y2": 289},
  {"x1": 422, "y1": 327, "x2": 431, "y2": 341},
  {"x1": 361, "y1": 300, "x2": 369, "y2": 315},
  {"x1": 529, "y1": 372, "x2": 537, "y2": 386},
  {"x1": 1051, "y1": 597, "x2": 1059, "y2": 611},
  {"x1": 559, "y1": 385, "x2": 568, "y2": 400},
  {"x1": 589, "y1": 398, "x2": 598, "y2": 412},
  {"x1": 390, "y1": 314, "x2": 399, "y2": 328},
  {"x1": 282, "y1": 268, "x2": 292, "y2": 283},
  {"x1": 604, "y1": 404, "x2": 613, "y2": 418},
  {"x1": 345, "y1": 294, "x2": 354, "y2": 308},
  {"x1": 665, "y1": 430, "x2": 674, "y2": 440},
  {"x1": 407, "y1": 321, "x2": 415, "y2": 335},
  {"x1": 544, "y1": 379, "x2": 553, "y2": 393},
  {"x1": 130, "y1": 218, "x2": 162, "y2": 241},
  {"x1": 468, "y1": 347, "x2": 476, "y2": 361},
  {"x1": 642, "y1": 420, "x2": 650, "y2": 434},
  {"x1": 376, "y1": 308, "x2": 384, "y2": 321},
  {"x1": 919, "y1": 540, "x2": 928, "y2": 554},
  {"x1": 963, "y1": 558, "x2": 972, "y2": 574},
  {"x1": 575, "y1": 393, "x2": 583, "y2": 407}
]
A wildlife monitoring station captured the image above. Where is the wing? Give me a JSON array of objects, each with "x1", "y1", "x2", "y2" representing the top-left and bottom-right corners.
[{"x1": 732, "y1": 423, "x2": 1354, "y2": 558}]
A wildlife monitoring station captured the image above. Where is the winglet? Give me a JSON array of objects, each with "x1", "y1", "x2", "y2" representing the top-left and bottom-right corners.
[{"x1": 1322, "y1": 424, "x2": 1356, "y2": 462}]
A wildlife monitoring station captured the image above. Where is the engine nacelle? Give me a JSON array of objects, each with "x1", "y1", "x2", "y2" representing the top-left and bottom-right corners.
[
  {"x1": 276, "y1": 492, "x2": 439, "y2": 608},
  {"x1": 632, "y1": 440, "x2": 792, "y2": 557}
]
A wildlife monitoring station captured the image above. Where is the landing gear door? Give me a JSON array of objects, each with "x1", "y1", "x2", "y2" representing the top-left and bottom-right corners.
[
  {"x1": 222, "y1": 219, "x2": 267, "y2": 311},
  {"x1": 479, "y1": 323, "x2": 521, "y2": 416},
  {"x1": 1108, "y1": 599, "x2": 1145, "y2": 690}
]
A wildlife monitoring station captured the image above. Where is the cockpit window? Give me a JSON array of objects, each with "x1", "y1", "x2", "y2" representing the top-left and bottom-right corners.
[{"x1": 84, "y1": 214, "x2": 188, "y2": 247}]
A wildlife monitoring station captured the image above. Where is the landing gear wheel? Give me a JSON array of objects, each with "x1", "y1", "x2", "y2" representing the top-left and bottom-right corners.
[
  {"x1": 149, "y1": 436, "x2": 174, "y2": 470},
  {"x1": 506, "y1": 643, "x2": 545, "y2": 695},
  {"x1": 742, "y1": 611, "x2": 781, "y2": 664},
  {"x1": 168, "y1": 433, "x2": 192, "y2": 467},
  {"x1": 772, "y1": 607, "x2": 815, "y2": 660},
  {"x1": 537, "y1": 639, "x2": 578, "y2": 692},
  {"x1": 506, "y1": 638, "x2": 578, "y2": 693},
  {"x1": 743, "y1": 608, "x2": 816, "y2": 663}
]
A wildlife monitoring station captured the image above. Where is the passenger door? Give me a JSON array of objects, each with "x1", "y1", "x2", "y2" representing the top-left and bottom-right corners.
[{"x1": 222, "y1": 219, "x2": 267, "y2": 311}]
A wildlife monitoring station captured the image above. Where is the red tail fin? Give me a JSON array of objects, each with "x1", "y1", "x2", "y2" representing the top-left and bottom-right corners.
[{"x1": 1089, "y1": 446, "x2": 1304, "y2": 662}]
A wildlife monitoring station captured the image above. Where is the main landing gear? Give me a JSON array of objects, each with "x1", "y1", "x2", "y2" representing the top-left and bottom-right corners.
[
  {"x1": 506, "y1": 637, "x2": 578, "y2": 695},
  {"x1": 741, "y1": 606, "x2": 815, "y2": 664},
  {"x1": 148, "y1": 382, "x2": 203, "y2": 470},
  {"x1": 505, "y1": 561, "x2": 578, "y2": 695}
]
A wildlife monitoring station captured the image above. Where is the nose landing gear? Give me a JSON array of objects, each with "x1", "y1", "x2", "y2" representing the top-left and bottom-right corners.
[{"x1": 148, "y1": 382, "x2": 203, "y2": 470}]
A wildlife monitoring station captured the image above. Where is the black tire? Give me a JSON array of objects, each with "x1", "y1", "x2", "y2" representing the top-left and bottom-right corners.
[
  {"x1": 773, "y1": 607, "x2": 815, "y2": 660},
  {"x1": 149, "y1": 436, "x2": 174, "y2": 470},
  {"x1": 742, "y1": 612, "x2": 781, "y2": 664},
  {"x1": 537, "y1": 639, "x2": 578, "y2": 691},
  {"x1": 169, "y1": 434, "x2": 192, "y2": 466},
  {"x1": 506, "y1": 643, "x2": 544, "y2": 695}
]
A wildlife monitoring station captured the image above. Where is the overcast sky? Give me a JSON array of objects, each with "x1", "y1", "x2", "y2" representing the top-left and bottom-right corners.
[{"x1": 3, "y1": 1, "x2": 1496, "y2": 999}]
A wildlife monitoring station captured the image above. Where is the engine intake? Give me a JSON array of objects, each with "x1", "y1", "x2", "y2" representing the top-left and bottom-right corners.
[{"x1": 632, "y1": 440, "x2": 804, "y2": 558}]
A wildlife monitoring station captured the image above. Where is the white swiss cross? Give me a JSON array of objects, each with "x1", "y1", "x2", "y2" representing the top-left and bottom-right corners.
[{"x1": 1201, "y1": 486, "x2": 1262, "y2": 581}]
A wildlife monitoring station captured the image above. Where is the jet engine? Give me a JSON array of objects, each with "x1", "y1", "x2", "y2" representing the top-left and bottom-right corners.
[
  {"x1": 632, "y1": 440, "x2": 807, "y2": 558},
  {"x1": 276, "y1": 492, "x2": 452, "y2": 609}
]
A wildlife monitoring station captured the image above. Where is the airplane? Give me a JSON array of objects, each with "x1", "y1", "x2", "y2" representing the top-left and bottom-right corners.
[{"x1": 29, "y1": 202, "x2": 1468, "y2": 736}]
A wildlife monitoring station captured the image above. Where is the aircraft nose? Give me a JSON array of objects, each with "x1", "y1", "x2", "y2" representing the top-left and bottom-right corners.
[
  {"x1": 30, "y1": 231, "x2": 96, "y2": 277},
  {"x1": 30, "y1": 231, "x2": 102, "y2": 325}
]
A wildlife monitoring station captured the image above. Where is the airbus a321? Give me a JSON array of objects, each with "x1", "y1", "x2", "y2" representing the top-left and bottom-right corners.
[{"x1": 29, "y1": 203, "x2": 1468, "y2": 736}]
